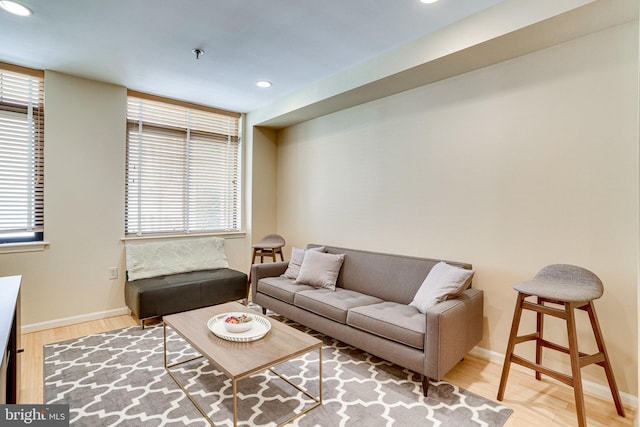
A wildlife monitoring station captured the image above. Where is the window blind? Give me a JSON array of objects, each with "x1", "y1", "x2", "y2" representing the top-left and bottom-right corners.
[
  {"x1": 126, "y1": 93, "x2": 242, "y2": 236},
  {"x1": 0, "y1": 64, "x2": 44, "y2": 243}
]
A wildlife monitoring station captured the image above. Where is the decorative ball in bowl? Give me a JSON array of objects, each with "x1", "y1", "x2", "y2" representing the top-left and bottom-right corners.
[{"x1": 223, "y1": 314, "x2": 254, "y2": 333}]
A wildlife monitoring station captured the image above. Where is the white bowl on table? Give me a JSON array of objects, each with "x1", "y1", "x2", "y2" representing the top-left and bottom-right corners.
[{"x1": 222, "y1": 313, "x2": 254, "y2": 333}]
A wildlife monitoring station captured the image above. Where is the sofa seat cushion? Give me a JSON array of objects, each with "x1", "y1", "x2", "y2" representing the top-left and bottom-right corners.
[
  {"x1": 294, "y1": 288, "x2": 383, "y2": 324},
  {"x1": 346, "y1": 302, "x2": 425, "y2": 350},
  {"x1": 257, "y1": 276, "x2": 314, "y2": 304}
]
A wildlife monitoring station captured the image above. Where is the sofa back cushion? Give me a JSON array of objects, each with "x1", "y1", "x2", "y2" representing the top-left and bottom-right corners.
[{"x1": 310, "y1": 244, "x2": 472, "y2": 305}]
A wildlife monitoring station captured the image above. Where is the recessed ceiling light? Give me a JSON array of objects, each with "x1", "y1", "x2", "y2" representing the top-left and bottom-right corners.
[
  {"x1": 0, "y1": 1, "x2": 32, "y2": 16},
  {"x1": 256, "y1": 80, "x2": 272, "y2": 88},
  {"x1": 419, "y1": 0, "x2": 439, "y2": 4}
]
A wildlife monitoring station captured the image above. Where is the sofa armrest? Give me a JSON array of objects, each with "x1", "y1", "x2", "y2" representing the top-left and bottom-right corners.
[
  {"x1": 250, "y1": 261, "x2": 289, "y2": 301},
  {"x1": 424, "y1": 288, "x2": 483, "y2": 380}
]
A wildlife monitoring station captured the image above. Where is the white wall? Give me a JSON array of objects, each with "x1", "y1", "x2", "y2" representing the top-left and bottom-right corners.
[
  {"x1": 249, "y1": 126, "x2": 278, "y2": 245},
  {"x1": 276, "y1": 22, "x2": 639, "y2": 395},
  {"x1": 0, "y1": 72, "x2": 248, "y2": 330}
]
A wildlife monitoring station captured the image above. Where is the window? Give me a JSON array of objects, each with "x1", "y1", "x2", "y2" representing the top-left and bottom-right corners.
[
  {"x1": 126, "y1": 92, "x2": 242, "y2": 236},
  {"x1": 0, "y1": 63, "x2": 44, "y2": 244}
]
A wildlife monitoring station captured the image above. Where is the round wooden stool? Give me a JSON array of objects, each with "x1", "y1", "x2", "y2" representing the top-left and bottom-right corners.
[
  {"x1": 496, "y1": 264, "x2": 625, "y2": 427},
  {"x1": 251, "y1": 234, "x2": 285, "y2": 263},
  {"x1": 247, "y1": 234, "x2": 286, "y2": 305}
]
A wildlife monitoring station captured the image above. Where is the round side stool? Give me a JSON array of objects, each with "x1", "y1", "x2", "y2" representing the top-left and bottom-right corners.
[
  {"x1": 496, "y1": 264, "x2": 625, "y2": 427},
  {"x1": 247, "y1": 234, "x2": 286, "y2": 305},
  {"x1": 251, "y1": 234, "x2": 285, "y2": 263}
]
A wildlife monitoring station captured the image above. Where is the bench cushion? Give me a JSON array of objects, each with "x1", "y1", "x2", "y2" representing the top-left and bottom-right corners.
[{"x1": 125, "y1": 268, "x2": 247, "y2": 320}]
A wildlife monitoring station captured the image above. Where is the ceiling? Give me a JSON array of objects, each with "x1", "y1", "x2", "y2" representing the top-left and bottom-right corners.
[{"x1": 0, "y1": 0, "x2": 508, "y2": 113}]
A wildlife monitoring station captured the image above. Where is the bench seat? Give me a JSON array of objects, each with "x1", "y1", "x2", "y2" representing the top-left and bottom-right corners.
[{"x1": 125, "y1": 268, "x2": 248, "y2": 328}]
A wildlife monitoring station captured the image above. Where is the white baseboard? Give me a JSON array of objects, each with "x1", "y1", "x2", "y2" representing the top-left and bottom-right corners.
[
  {"x1": 469, "y1": 346, "x2": 638, "y2": 410},
  {"x1": 21, "y1": 307, "x2": 130, "y2": 334}
]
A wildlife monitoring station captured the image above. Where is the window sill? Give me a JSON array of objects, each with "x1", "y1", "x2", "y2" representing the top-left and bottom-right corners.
[
  {"x1": 0, "y1": 241, "x2": 50, "y2": 254},
  {"x1": 121, "y1": 231, "x2": 246, "y2": 242}
]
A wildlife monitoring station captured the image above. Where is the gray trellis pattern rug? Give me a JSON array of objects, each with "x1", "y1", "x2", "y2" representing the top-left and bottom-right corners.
[{"x1": 44, "y1": 316, "x2": 512, "y2": 426}]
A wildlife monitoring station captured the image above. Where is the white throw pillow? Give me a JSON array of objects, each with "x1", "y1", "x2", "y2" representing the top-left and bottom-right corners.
[
  {"x1": 295, "y1": 250, "x2": 345, "y2": 290},
  {"x1": 409, "y1": 261, "x2": 475, "y2": 313},
  {"x1": 126, "y1": 237, "x2": 229, "y2": 281},
  {"x1": 282, "y1": 246, "x2": 325, "y2": 279}
]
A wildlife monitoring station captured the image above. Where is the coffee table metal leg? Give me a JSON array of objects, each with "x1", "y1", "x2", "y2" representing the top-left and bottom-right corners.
[
  {"x1": 319, "y1": 347, "x2": 323, "y2": 404},
  {"x1": 233, "y1": 379, "x2": 238, "y2": 427},
  {"x1": 268, "y1": 345, "x2": 323, "y2": 426},
  {"x1": 164, "y1": 324, "x2": 322, "y2": 426},
  {"x1": 164, "y1": 322, "x2": 215, "y2": 425}
]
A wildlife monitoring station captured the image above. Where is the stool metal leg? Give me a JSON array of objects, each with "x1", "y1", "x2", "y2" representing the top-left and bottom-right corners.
[{"x1": 497, "y1": 292, "x2": 526, "y2": 401}]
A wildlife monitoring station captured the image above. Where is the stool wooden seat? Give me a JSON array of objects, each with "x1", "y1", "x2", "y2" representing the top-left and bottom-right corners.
[
  {"x1": 251, "y1": 234, "x2": 285, "y2": 264},
  {"x1": 497, "y1": 264, "x2": 625, "y2": 427}
]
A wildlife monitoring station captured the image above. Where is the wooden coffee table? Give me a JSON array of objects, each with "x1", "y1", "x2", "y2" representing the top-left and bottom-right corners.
[{"x1": 163, "y1": 302, "x2": 322, "y2": 426}]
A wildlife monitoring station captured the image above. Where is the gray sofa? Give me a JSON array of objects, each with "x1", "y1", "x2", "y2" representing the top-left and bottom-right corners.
[{"x1": 251, "y1": 244, "x2": 483, "y2": 396}]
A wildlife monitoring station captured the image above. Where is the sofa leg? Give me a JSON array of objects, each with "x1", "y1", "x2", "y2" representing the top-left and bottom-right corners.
[
  {"x1": 421, "y1": 375, "x2": 430, "y2": 397},
  {"x1": 140, "y1": 319, "x2": 145, "y2": 330},
  {"x1": 262, "y1": 307, "x2": 267, "y2": 315}
]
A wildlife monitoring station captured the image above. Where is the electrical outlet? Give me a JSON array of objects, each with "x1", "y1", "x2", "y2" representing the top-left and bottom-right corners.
[{"x1": 108, "y1": 267, "x2": 118, "y2": 280}]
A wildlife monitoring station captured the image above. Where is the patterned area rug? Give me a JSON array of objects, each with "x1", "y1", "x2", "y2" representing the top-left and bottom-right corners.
[{"x1": 44, "y1": 316, "x2": 512, "y2": 426}]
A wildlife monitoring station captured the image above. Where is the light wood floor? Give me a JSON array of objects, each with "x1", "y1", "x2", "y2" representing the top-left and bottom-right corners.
[{"x1": 20, "y1": 314, "x2": 636, "y2": 426}]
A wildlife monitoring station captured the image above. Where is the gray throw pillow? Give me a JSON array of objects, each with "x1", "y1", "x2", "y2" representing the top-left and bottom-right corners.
[
  {"x1": 409, "y1": 261, "x2": 475, "y2": 313},
  {"x1": 282, "y1": 246, "x2": 325, "y2": 280},
  {"x1": 295, "y1": 250, "x2": 345, "y2": 290}
]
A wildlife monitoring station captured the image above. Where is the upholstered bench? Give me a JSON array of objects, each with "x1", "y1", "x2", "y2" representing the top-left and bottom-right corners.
[{"x1": 124, "y1": 237, "x2": 248, "y2": 328}]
